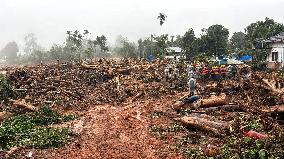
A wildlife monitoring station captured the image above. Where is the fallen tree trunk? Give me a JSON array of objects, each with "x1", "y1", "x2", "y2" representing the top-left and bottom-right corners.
[
  {"x1": 172, "y1": 95, "x2": 199, "y2": 110},
  {"x1": 10, "y1": 99, "x2": 38, "y2": 111},
  {"x1": 81, "y1": 63, "x2": 97, "y2": 69},
  {"x1": 199, "y1": 104, "x2": 244, "y2": 113},
  {"x1": 198, "y1": 94, "x2": 227, "y2": 108},
  {"x1": 174, "y1": 116, "x2": 229, "y2": 134},
  {"x1": 0, "y1": 111, "x2": 12, "y2": 121},
  {"x1": 262, "y1": 105, "x2": 284, "y2": 113},
  {"x1": 172, "y1": 100, "x2": 187, "y2": 110},
  {"x1": 14, "y1": 88, "x2": 28, "y2": 92}
]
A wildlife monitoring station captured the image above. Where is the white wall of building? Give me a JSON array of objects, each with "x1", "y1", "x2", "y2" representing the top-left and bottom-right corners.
[{"x1": 267, "y1": 42, "x2": 284, "y2": 63}]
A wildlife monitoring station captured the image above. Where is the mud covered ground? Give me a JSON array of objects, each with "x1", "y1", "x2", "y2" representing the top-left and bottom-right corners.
[{"x1": 1, "y1": 60, "x2": 284, "y2": 158}]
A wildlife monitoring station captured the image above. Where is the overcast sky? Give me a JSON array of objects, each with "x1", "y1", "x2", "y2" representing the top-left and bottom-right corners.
[{"x1": 1, "y1": 0, "x2": 284, "y2": 49}]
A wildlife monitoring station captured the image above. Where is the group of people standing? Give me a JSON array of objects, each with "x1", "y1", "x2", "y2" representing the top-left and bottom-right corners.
[{"x1": 164, "y1": 61, "x2": 243, "y2": 96}]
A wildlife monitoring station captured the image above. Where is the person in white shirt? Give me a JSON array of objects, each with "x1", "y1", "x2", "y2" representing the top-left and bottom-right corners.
[{"x1": 188, "y1": 76, "x2": 196, "y2": 96}]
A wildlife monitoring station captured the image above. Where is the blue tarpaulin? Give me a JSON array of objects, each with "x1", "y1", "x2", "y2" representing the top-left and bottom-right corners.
[
  {"x1": 240, "y1": 55, "x2": 252, "y2": 62},
  {"x1": 147, "y1": 54, "x2": 154, "y2": 62}
]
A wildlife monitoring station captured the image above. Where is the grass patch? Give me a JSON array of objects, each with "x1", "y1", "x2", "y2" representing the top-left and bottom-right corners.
[
  {"x1": 220, "y1": 135, "x2": 284, "y2": 158},
  {"x1": 167, "y1": 122, "x2": 185, "y2": 132},
  {"x1": 149, "y1": 125, "x2": 167, "y2": 139},
  {"x1": 246, "y1": 119, "x2": 263, "y2": 130},
  {"x1": 184, "y1": 148, "x2": 206, "y2": 159},
  {"x1": 0, "y1": 106, "x2": 76, "y2": 150},
  {"x1": 178, "y1": 109, "x2": 192, "y2": 116},
  {"x1": 149, "y1": 111, "x2": 164, "y2": 118}
]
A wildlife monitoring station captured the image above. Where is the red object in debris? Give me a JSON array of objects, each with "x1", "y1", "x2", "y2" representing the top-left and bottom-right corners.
[{"x1": 243, "y1": 130, "x2": 268, "y2": 140}]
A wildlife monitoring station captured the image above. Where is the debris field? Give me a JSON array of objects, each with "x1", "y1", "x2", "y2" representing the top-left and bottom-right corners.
[{"x1": 0, "y1": 59, "x2": 284, "y2": 158}]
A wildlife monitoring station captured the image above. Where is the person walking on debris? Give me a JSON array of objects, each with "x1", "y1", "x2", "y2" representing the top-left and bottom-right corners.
[
  {"x1": 227, "y1": 65, "x2": 237, "y2": 79},
  {"x1": 173, "y1": 66, "x2": 179, "y2": 79},
  {"x1": 188, "y1": 76, "x2": 196, "y2": 96},
  {"x1": 164, "y1": 66, "x2": 170, "y2": 79},
  {"x1": 240, "y1": 65, "x2": 251, "y2": 80},
  {"x1": 187, "y1": 64, "x2": 194, "y2": 79}
]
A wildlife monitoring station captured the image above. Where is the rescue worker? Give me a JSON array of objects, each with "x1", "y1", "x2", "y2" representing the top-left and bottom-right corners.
[
  {"x1": 211, "y1": 66, "x2": 219, "y2": 80},
  {"x1": 220, "y1": 65, "x2": 227, "y2": 79},
  {"x1": 188, "y1": 75, "x2": 196, "y2": 96},
  {"x1": 187, "y1": 65, "x2": 194, "y2": 79},
  {"x1": 164, "y1": 66, "x2": 170, "y2": 79},
  {"x1": 227, "y1": 65, "x2": 233, "y2": 79},
  {"x1": 194, "y1": 63, "x2": 201, "y2": 79},
  {"x1": 173, "y1": 66, "x2": 179, "y2": 79},
  {"x1": 201, "y1": 66, "x2": 209, "y2": 81},
  {"x1": 227, "y1": 65, "x2": 237, "y2": 79},
  {"x1": 241, "y1": 65, "x2": 251, "y2": 80}
]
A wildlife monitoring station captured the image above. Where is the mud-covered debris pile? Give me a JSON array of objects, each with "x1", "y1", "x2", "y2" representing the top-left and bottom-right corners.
[
  {"x1": 3, "y1": 60, "x2": 187, "y2": 110},
  {"x1": 166, "y1": 70, "x2": 284, "y2": 158}
]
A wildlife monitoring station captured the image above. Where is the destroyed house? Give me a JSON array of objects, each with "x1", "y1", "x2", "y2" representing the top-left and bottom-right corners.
[{"x1": 264, "y1": 32, "x2": 284, "y2": 69}]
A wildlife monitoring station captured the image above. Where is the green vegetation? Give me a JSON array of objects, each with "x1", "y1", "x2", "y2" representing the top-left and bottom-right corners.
[
  {"x1": 16, "y1": 30, "x2": 110, "y2": 64},
  {"x1": 0, "y1": 74, "x2": 15, "y2": 101},
  {"x1": 0, "y1": 106, "x2": 75, "y2": 150},
  {"x1": 1, "y1": 17, "x2": 283, "y2": 65},
  {"x1": 178, "y1": 108, "x2": 192, "y2": 116},
  {"x1": 149, "y1": 125, "x2": 167, "y2": 140},
  {"x1": 149, "y1": 111, "x2": 164, "y2": 118},
  {"x1": 246, "y1": 119, "x2": 263, "y2": 130},
  {"x1": 220, "y1": 135, "x2": 284, "y2": 158},
  {"x1": 167, "y1": 122, "x2": 185, "y2": 132},
  {"x1": 149, "y1": 122, "x2": 186, "y2": 141}
]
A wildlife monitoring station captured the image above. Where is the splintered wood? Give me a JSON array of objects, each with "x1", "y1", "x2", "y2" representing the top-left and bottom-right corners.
[{"x1": 10, "y1": 99, "x2": 38, "y2": 111}]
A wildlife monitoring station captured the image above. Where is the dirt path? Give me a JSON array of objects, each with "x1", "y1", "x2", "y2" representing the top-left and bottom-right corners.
[{"x1": 13, "y1": 95, "x2": 185, "y2": 159}]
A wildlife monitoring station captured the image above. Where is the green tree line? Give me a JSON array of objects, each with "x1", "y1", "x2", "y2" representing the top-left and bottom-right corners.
[{"x1": 1, "y1": 17, "x2": 284, "y2": 64}]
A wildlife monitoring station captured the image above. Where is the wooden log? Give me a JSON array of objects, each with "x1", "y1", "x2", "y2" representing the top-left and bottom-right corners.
[
  {"x1": 10, "y1": 99, "x2": 38, "y2": 111},
  {"x1": 172, "y1": 95, "x2": 200, "y2": 110},
  {"x1": 262, "y1": 105, "x2": 284, "y2": 113},
  {"x1": 0, "y1": 111, "x2": 12, "y2": 121},
  {"x1": 199, "y1": 94, "x2": 227, "y2": 108},
  {"x1": 262, "y1": 79, "x2": 283, "y2": 94},
  {"x1": 174, "y1": 116, "x2": 229, "y2": 134},
  {"x1": 116, "y1": 68, "x2": 131, "y2": 75},
  {"x1": 81, "y1": 63, "x2": 97, "y2": 69},
  {"x1": 200, "y1": 105, "x2": 244, "y2": 113},
  {"x1": 172, "y1": 100, "x2": 186, "y2": 110},
  {"x1": 14, "y1": 88, "x2": 28, "y2": 91},
  {"x1": 130, "y1": 91, "x2": 144, "y2": 102}
]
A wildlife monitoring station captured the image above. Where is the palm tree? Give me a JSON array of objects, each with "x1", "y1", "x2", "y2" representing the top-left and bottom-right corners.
[{"x1": 157, "y1": 13, "x2": 167, "y2": 26}]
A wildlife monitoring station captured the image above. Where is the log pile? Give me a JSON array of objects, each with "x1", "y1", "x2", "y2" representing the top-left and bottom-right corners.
[
  {"x1": 172, "y1": 70, "x2": 284, "y2": 139},
  {"x1": 3, "y1": 60, "x2": 187, "y2": 110}
]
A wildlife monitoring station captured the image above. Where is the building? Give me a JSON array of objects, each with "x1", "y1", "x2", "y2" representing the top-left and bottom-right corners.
[
  {"x1": 264, "y1": 32, "x2": 284, "y2": 69},
  {"x1": 164, "y1": 47, "x2": 183, "y2": 60}
]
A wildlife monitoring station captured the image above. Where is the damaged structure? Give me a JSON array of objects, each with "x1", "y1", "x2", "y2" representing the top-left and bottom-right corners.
[{"x1": 264, "y1": 32, "x2": 284, "y2": 69}]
